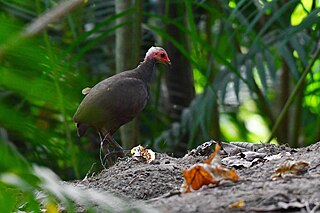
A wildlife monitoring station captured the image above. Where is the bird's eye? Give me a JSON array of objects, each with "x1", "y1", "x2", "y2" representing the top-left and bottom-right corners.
[{"x1": 160, "y1": 52, "x2": 165, "y2": 58}]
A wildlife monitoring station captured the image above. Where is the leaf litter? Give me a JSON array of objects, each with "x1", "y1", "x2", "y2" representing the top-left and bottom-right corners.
[
  {"x1": 72, "y1": 140, "x2": 320, "y2": 212},
  {"x1": 181, "y1": 144, "x2": 239, "y2": 193}
]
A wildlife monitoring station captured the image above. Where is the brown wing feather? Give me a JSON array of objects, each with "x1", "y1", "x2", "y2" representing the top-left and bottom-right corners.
[{"x1": 73, "y1": 76, "x2": 148, "y2": 134}]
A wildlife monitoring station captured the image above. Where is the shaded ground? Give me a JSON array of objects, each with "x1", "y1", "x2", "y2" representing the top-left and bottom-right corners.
[{"x1": 77, "y1": 141, "x2": 320, "y2": 212}]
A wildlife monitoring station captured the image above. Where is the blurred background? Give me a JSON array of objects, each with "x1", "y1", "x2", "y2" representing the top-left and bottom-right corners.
[{"x1": 0, "y1": 0, "x2": 319, "y2": 184}]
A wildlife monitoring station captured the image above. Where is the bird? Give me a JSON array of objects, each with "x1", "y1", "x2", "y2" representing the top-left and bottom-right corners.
[{"x1": 73, "y1": 46, "x2": 171, "y2": 161}]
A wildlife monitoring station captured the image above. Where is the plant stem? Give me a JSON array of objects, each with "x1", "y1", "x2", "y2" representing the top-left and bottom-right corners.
[
  {"x1": 43, "y1": 31, "x2": 79, "y2": 178},
  {"x1": 267, "y1": 47, "x2": 320, "y2": 143}
]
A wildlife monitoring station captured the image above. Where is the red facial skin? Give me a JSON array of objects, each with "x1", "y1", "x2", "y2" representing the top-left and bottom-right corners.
[
  {"x1": 151, "y1": 50, "x2": 171, "y2": 65},
  {"x1": 145, "y1": 48, "x2": 171, "y2": 65}
]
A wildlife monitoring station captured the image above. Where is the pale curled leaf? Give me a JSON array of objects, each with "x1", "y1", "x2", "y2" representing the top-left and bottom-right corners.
[
  {"x1": 277, "y1": 201, "x2": 305, "y2": 209},
  {"x1": 264, "y1": 152, "x2": 291, "y2": 161},
  {"x1": 131, "y1": 145, "x2": 155, "y2": 163}
]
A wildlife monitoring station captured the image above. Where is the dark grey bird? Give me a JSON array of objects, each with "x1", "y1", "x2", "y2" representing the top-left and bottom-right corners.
[{"x1": 73, "y1": 46, "x2": 171, "y2": 160}]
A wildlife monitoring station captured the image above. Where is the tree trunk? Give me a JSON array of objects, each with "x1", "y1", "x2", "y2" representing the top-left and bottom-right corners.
[
  {"x1": 205, "y1": 1, "x2": 220, "y2": 140},
  {"x1": 164, "y1": 1, "x2": 195, "y2": 120},
  {"x1": 278, "y1": 57, "x2": 290, "y2": 144},
  {"x1": 115, "y1": 0, "x2": 141, "y2": 149},
  {"x1": 291, "y1": 86, "x2": 303, "y2": 147}
]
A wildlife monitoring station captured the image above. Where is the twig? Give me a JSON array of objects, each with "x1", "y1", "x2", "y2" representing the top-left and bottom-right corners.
[
  {"x1": 310, "y1": 202, "x2": 320, "y2": 213},
  {"x1": 99, "y1": 132, "x2": 109, "y2": 170},
  {"x1": 82, "y1": 162, "x2": 96, "y2": 181},
  {"x1": 23, "y1": 0, "x2": 86, "y2": 38},
  {"x1": 146, "y1": 190, "x2": 181, "y2": 203},
  {"x1": 0, "y1": 0, "x2": 86, "y2": 58}
]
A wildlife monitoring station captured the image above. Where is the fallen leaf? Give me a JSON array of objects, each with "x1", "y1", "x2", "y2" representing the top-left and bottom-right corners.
[
  {"x1": 182, "y1": 164, "x2": 220, "y2": 193},
  {"x1": 264, "y1": 152, "x2": 291, "y2": 161},
  {"x1": 210, "y1": 165, "x2": 240, "y2": 181},
  {"x1": 181, "y1": 145, "x2": 239, "y2": 193},
  {"x1": 277, "y1": 201, "x2": 306, "y2": 209},
  {"x1": 221, "y1": 142, "x2": 256, "y2": 156},
  {"x1": 248, "y1": 200, "x2": 306, "y2": 212},
  {"x1": 271, "y1": 160, "x2": 310, "y2": 180},
  {"x1": 204, "y1": 144, "x2": 221, "y2": 165},
  {"x1": 131, "y1": 145, "x2": 155, "y2": 163},
  {"x1": 185, "y1": 141, "x2": 214, "y2": 157},
  {"x1": 222, "y1": 151, "x2": 266, "y2": 168},
  {"x1": 228, "y1": 199, "x2": 245, "y2": 209},
  {"x1": 240, "y1": 151, "x2": 266, "y2": 161},
  {"x1": 222, "y1": 156, "x2": 254, "y2": 168}
]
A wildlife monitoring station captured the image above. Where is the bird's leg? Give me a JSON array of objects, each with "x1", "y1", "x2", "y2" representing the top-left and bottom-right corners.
[
  {"x1": 101, "y1": 134, "x2": 124, "y2": 160},
  {"x1": 100, "y1": 129, "x2": 125, "y2": 165},
  {"x1": 106, "y1": 134, "x2": 124, "y2": 156},
  {"x1": 98, "y1": 131, "x2": 113, "y2": 168}
]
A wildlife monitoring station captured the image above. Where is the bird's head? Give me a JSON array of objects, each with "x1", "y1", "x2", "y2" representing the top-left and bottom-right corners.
[{"x1": 144, "y1": 46, "x2": 171, "y2": 66}]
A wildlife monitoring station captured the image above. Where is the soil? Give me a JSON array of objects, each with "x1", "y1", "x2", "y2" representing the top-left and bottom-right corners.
[{"x1": 76, "y1": 141, "x2": 320, "y2": 212}]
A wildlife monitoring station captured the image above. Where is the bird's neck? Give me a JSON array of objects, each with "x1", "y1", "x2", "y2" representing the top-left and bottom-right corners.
[{"x1": 135, "y1": 59, "x2": 156, "y2": 83}]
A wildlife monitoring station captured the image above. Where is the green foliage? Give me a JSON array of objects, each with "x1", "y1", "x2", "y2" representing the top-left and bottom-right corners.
[
  {"x1": 0, "y1": 140, "x2": 154, "y2": 212},
  {"x1": 0, "y1": 0, "x2": 320, "y2": 211},
  {"x1": 149, "y1": 0, "x2": 320, "y2": 149},
  {"x1": 305, "y1": 60, "x2": 320, "y2": 113}
]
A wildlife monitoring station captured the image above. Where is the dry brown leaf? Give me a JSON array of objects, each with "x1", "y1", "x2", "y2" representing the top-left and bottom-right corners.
[
  {"x1": 271, "y1": 160, "x2": 310, "y2": 180},
  {"x1": 182, "y1": 164, "x2": 220, "y2": 193},
  {"x1": 181, "y1": 145, "x2": 239, "y2": 193},
  {"x1": 210, "y1": 165, "x2": 240, "y2": 181},
  {"x1": 203, "y1": 144, "x2": 221, "y2": 165}
]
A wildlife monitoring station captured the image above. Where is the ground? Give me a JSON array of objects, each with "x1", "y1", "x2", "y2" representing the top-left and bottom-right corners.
[{"x1": 76, "y1": 141, "x2": 320, "y2": 212}]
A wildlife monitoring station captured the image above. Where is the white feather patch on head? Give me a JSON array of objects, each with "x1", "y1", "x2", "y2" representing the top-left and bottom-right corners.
[{"x1": 144, "y1": 46, "x2": 164, "y2": 61}]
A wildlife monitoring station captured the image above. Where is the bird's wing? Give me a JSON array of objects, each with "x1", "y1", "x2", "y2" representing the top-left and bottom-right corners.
[{"x1": 73, "y1": 76, "x2": 148, "y2": 127}]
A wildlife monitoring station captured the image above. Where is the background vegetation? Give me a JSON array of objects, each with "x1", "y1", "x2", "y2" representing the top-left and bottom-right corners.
[{"x1": 0, "y1": 0, "x2": 319, "y2": 211}]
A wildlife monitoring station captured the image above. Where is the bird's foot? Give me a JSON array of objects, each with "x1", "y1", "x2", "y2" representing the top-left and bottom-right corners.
[
  {"x1": 98, "y1": 132, "x2": 125, "y2": 168},
  {"x1": 100, "y1": 141, "x2": 125, "y2": 168},
  {"x1": 102, "y1": 150, "x2": 124, "y2": 165}
]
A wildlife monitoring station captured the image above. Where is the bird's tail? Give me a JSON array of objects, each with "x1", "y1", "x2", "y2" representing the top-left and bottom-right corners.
[{"x1": 76, "y1": 123, "x2": 88, "y2": 137}]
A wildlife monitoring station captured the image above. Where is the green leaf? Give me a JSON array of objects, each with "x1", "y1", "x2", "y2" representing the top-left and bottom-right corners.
[
  {"x1": 255, "y1": 53, "x2": 268, "y2": 93},
  {"x1": 280, "y1": 45, "x2": 299, "y2": 80}
]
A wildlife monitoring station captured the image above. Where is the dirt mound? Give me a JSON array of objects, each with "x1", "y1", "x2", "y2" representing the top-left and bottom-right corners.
[
  {"x1": 80, "y1": 153, "x2": 206, "y2": 200},
  {"x1": 77, "y1": 141, "x2": 320, "y2": 212}
]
